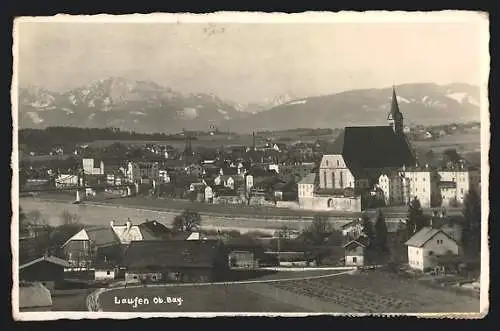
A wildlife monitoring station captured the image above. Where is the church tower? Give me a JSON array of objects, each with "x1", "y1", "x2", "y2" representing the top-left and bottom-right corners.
[{"x1": 387, "y1": 86, "x2": 404, "y2": 136}]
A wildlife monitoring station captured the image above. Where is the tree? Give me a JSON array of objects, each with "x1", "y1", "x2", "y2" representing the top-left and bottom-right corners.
[
  {"x1": 407, "y1": 197, "x2": 427, "y2": 237},
  {"x1": 172, "y1": 210, "x2": 201, "y2": 232},
  {"x1": 373, "y1": 210, "x2": 389, "y2": 254},
  {"x1": 462, "y1": 188, "x2": 481, "y2": 257},
  {"x1": 360, "y1": 214, "x2": 374, "y2": 244},
  {"x1": 302, "y1": 214, "x2": 332, "y2": 246}
]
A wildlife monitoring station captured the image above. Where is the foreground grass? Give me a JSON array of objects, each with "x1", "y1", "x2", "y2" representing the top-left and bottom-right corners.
[{"x1": 98, "y1": 270, "x2": 480, "y2": 313}]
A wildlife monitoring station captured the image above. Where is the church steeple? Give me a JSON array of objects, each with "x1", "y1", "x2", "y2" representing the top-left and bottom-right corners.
[{"x1": 387, "y1": 85, "x2": 404, "y2": 136}]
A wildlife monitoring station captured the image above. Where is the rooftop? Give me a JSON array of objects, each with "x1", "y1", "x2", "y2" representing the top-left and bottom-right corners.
[
  {"x1": 298, "y1": 173, "x2": 316, "y2": 185},
  {"x1": 405, "y1": 227, "x2": 456, "y2": 247},
  {"x1": 123, "y1": 239, "x2": 226, "y2": 269},
  {"x1": 325, "y1": 126, "x2": 415, "y2": 170}
]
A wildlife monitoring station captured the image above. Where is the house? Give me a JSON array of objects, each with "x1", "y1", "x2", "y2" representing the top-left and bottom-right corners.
[
  {"x1": 83, "y1": 158, "x2": 104, "y2": 176},
  {"x1": 219, "y1": 167, "x2": 239, "y2": 177},
  {"x1": 61, "y1": 226, "x2": 123, "y2": 268},
  {"x1": 401, "y1": 165, "x2": 440, "y2": 208},
  {"x1": 405, "y1": 227, "x2": 460, "y2": 271},
  {"x1": 122, "y1": 240, "x2": 229, "y2": 283},
  {"x1": 229, "y1": 251, "x2": 258, "y2": 269},
  {"x1": 340, "y1": 219, "x2": 364, "y2": 238},
  {"x1": 110, "y1": 220, "x2": 163, "y2": 245},
  {"x1": 214, "y1": 174, "x2": 235, "y2": 190},
  {"x1": 343, "y1": 236, "x2": 370, "y2": 267},
  {"x1": 158, "y1": 169, "x2": 171, "y2": 183},
  {"x1": 19, "y1": 255, "x2": 71, "y2": 290},
  {"x1": 438, "y1": 165, "x2": 481, "y2": 206},
  {"x1": 94, "y1": 263, "x2": 117, "y2": 281},
  {"x1": 204, "y1": 185, "x2": 214, "y2": 203},
  {"x1": 139, "y1": 220, "x2": 172, "y2": 240},
  {"x1": 298, "y1": 173, "x2": 316, "y2": 209},
  {"x1": 55, "y1": 174, "x2": 79, "y2": 188},
  {"x1": 127, "y1": 161, "x2": 160, "y2": 182}
]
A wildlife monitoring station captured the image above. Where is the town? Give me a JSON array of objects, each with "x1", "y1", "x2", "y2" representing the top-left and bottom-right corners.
[{"x1": 18, "y1": 88, "x2": 482, "y2": 313}]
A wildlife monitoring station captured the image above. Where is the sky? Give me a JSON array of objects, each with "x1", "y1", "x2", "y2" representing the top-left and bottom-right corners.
[{"x1": 16, "y1": 16, "x2": 487, "y2": 103}]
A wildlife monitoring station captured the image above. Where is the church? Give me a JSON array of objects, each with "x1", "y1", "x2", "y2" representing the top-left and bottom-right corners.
[{"x1": 297, "y1": 87, "x2": 416, "y2": 212}]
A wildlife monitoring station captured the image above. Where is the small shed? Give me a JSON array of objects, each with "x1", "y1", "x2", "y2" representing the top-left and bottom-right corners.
[
  {"x1": 343, "y1": 236, "x2": 369, "y2": 267},
  {"x1": 19, "y1": 255, "x2": 71, "y2": 290}
]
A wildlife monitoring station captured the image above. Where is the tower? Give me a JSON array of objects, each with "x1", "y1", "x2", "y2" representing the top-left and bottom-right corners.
[{"x1": 387, "y1": 86, "x2": 404, "y2": 136}]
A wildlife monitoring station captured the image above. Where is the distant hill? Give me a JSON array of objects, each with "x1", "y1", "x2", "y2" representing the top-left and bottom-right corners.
[
  {"x1": 18, "y1": 79, "x2": 480, "y2": 133},
  {"x1": 228, "y1": 83, "x2": 480, "y2": 132}
]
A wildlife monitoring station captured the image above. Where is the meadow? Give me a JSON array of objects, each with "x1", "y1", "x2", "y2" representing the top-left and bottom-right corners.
[{"x1": 98, "y1": 270, "x2": 480, "y2": 313}]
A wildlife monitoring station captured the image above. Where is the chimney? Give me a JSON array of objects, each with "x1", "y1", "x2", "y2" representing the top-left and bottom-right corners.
[
  {"x1": 110, "y1": 220, "x2": 115, "y2": 227},
  {"x1": 126, "y1": 219, "x2": 132, "y2": 230}
]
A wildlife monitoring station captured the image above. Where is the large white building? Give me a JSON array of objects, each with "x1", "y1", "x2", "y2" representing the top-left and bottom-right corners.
[
  {"x1": 405, "y1": 227, "x2": 460, "y2": 271},
  {"x1": 378, "y1": 163, "x2": 480, "y2": 208},
  {"x1": 437, "y1": 165, "x2": 480, "y2": 206}
]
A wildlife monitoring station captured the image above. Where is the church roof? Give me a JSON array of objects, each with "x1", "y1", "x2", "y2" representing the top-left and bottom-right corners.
[
  {"x1": 387, "y1": 87, "x2": 403, "y2": 121},
  {"x1": 326, "y1": 126, "x2": 415, "y2": 169}
]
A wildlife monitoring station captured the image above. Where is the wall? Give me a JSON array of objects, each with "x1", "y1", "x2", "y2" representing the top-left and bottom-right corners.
[
  {"x1": 299, "y1": 195, "x2": 362, "y2": 212},
  {"x1": 95, "y1": 269, "x2": 115, "y2": 281},
  {"x1": 407, "y1": 246, "x2": 424, "y2": 271},
  {"x1": 421, "y1": 232, "x2": 459, "y2": 270},
  {"x1": 319, "y1": 154, "x2": 356, "y2": 189},
  {"x1": 345, "y1": 255, "x2": 364, "y2": 266},
  {"x1": 298, "y1": 183, "x2": 314, "y2": 199},
  {"x1": 406, "y1": 171, "x2": 432, "y2": 208},
  {"x1": 125, "y1": 272, "x2": 163, "y2": 283},
  {"x1": 276, "y1": 201, "x2": 300, "y2": 209}
]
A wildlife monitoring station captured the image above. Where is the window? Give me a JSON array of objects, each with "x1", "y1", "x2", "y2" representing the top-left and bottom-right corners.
[
  {"x1": 437, "y1": 239, "x2": 443, "y2": 245},
  {"x1": 352, "y1": 257, "x2": 357, "y2": 263},
  {"x1": 428, "y1": 251, "x2": 434, "y2": 256},
  {"x1": 326, "y1": 160, "x2": 329, "y2": 167},
  {"x1": 337, "y1": 160, "x2": 340, "y2": 167}
]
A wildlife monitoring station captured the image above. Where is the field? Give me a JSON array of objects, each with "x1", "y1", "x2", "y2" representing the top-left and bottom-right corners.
[
  {"x1": 98, "y1": 270, "x2": 480, "y2": 313},
  {"x1": 412, "y1": 132, "x2": 481, "y2": 154}
]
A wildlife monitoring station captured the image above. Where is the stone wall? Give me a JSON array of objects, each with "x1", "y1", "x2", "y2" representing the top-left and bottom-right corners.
[{"x1": 299, "y1": 195, "x2": 361, "y2": 212}]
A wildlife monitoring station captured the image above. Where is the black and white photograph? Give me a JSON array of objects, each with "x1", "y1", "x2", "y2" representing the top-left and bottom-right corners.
[{"x1": 11, "y1": 12, "x2": 489, "y2": 319}]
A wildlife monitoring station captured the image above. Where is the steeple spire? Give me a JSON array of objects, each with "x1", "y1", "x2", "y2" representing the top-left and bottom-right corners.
[
  {"x1": 387, "y1": 85, "x2": 404, "y2": 135},
  {"x1": 388, "y1": 85, "x2": 401, "y2": 120}
]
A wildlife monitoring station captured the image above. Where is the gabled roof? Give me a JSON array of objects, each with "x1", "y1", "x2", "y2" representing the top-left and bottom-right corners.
[
  {"x1": 405, "y1": 227, "x2": 457, "y2": 247},
  {"x1": 62, "y1": 226, "x2": 119, "y2": 248},
  {"x1": 138, "y1": 221, "x2": 172, "y2": 240},
  {"x1": 325, "y1": 126, "x2": 415, "y2": 169},
  {"x1": 111, "y1": 224, "x2": 146, "y2": 244},
  {"x1": 343, "y1": 236, "x2": 370, "y2": 249},
  {"x1": 20, "y1": 255, "x2": 71, "y2": 270},
  {"x1": 221, "y1": 167, "x2": 238, "y2": 175},
  {"x1": 123, "y1": 240, "x2": 225, "y2": 269}
]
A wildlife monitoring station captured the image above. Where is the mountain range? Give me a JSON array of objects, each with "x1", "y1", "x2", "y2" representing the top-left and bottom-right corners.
[{"x1": 17, "y1": 78, "x2": 480, "y2": 133}]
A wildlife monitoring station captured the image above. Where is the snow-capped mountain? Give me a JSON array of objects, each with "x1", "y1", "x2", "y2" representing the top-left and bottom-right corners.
[
  {"x1": 234, "y1": 93, "x2": 297, "y2": 114},
  {"x1": 18, "y1": 77, "x2": 245, "y2": 133},
  {"x1": 18, "y1": 80, "x2": 480, "y2": 133},
  {"x1": 227, "y1": 83, "x2": 481, "y2": 132}
]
